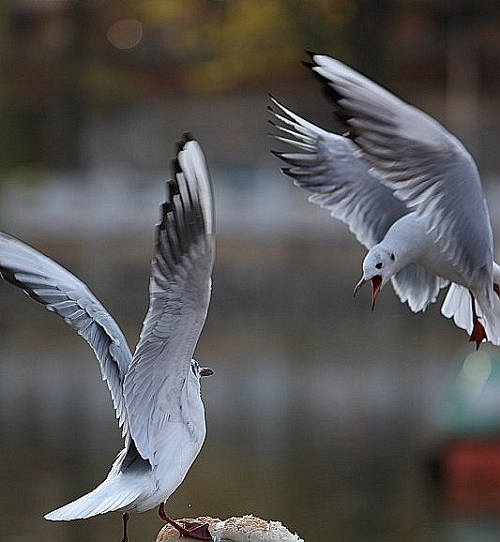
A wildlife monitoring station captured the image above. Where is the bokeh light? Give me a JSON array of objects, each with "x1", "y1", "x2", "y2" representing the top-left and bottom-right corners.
[{"x1": 106, "y1": 18, "x2": 143, "y2": 50}]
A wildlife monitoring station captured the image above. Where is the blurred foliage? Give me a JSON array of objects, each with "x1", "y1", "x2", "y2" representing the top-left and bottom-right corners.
[
  {"x1": 0, "y1": 0, "x2": 357, "y2": 171},
  {"x1": 103, "y1": 0, "x2": 356, "y2": 91},
  {"x1": 135, "y1": 0, "x2": 356, "y2": 91},
  {"x1": 0, "y1": 0, "x2": 498, "y2": 172}
]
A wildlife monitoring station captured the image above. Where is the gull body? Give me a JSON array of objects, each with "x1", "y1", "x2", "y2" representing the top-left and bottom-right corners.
[
  {"x1": 270, "y1": 55, "x2": 500, "y2": 347},
  {"x1": 0, "y1": 135, "x2": 215, "y2": 540}
]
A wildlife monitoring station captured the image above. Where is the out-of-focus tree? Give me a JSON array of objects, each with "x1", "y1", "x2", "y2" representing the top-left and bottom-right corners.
[
  {"x1": 161, "y1": 0, "x2": 355, "y2": 92},
  {"x1": 0, "y1": 0, "x2": 498, "y2": 173},
  {"x1": 111, "y1": 0, "x2": 356, "y2": 92},
  {"x1": 0, "y1": 0, "x2": 357, "y2": 172}
]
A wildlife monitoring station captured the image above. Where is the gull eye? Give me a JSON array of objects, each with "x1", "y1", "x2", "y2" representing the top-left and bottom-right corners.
[{"x1": 375, "y1": 262, "x2": 383, "y2": 270}]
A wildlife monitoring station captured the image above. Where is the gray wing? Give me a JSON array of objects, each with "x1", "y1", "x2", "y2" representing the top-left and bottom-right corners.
[
  {"x1": 123, "y1": 134, "x2": 215, "y2": 465},
  {"x1": 0, "y1": 232, "x2": 132, "y2": 432},
  {"x1": 391, "y1": 264, "x2": 449, "y2": 313},
  {"x1": 269, "y1": 97, "x2": 408, "y2": 249},
  {"x1": 309, "y1": 54, "x2": 494, "y2": 287}
]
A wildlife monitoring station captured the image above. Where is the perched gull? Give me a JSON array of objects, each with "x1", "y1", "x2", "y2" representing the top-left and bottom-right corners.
[
  {"x1": 0, "y1": 134, "x2": 215, "y2": 541},
  {"x1": 270, "y1": 54, "x2": 500, "y2": 348}
]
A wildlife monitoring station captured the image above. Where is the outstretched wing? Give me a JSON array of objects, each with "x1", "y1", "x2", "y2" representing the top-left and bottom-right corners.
[
  {"x1": 308, "y1": 54, "x2": 494, "y2": 290},
  {"x1": 0, "y1": 232, "x2": 132, "y2": 432},
  {"x1": 391, "y1": 264, "x2": 449, "y2": 313},
  {"x1": 123, "y1": 134, "x2": 215, "y2": 466},
  {"x1": 269, "y1": 96, "x2": 407, "y2": 249}
]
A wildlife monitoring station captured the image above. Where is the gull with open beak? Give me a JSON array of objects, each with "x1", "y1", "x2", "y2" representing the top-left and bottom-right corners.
[{"x1": 270, "y1": 54, "x2": 500, "y2": 348}]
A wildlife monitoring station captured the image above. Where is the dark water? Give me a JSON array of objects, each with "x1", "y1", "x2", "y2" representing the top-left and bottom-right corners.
[{"x1": 0, "y1": 237, "x2": 499, "y2": 542}]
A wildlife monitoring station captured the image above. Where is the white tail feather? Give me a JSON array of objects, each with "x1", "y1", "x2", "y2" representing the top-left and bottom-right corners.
[
  {"x1": 441, "y1": 283, "x2": 500, "y2": 345},
  {"x1": 441, "y1": 283, "x2": 473, "y2": 334},
  {"x1": 44, "y1": 474, "x2": 146, "y2": 521}
]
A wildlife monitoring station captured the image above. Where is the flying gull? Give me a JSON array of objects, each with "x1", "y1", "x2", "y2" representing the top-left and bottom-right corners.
[{"x1": 270, "y1": 54, "x2": 500, "y2": 347}]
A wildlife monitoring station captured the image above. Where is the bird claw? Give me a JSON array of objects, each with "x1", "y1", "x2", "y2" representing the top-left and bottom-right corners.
[
  {"x1": 468, "y1": 291, "x2": 487, "y2": 349},
  {"x1": 469, "y1": 319, "x2": 487, "y2": 349},
  {"x1": 180, "y1": 521, "x2": 213, "y2": 541},
  {"x1": 158, "y1": 504, "x2": 213, "y2": 541}
]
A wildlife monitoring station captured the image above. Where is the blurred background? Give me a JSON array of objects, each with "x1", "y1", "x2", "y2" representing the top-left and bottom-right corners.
[{"x1": 0, "y1": 1, "x2": 499, "y2": 541}]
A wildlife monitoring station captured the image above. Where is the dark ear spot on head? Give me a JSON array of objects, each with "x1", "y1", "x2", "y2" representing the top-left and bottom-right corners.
[{"x1": 390, "y1": 253, "x2": 395, "y2": 261}]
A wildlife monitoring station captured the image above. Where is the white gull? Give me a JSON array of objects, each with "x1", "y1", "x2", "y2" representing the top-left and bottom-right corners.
[
  {"x1": 0, "y1": 134, "x2": 215, "y2": 541},
  {"x1": 270, "y1": 54, "x2": 500, "y2": 348}
]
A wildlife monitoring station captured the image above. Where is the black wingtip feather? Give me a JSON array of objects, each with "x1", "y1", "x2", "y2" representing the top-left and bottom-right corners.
[
  {"x1": 281, "y1": 167, "x2": 295, "y2": 179},
  {"x1": 302, "y1": 55, "x2": 355, "y2": 132},
  {"x1": 177, "y1": 132, "x2": 195, "y2": 152},
  {"x1": 170, "y1": 134, "x2": 197, "y2": 194},
  {"x1": 170, "y1": 158, "x2": 182, "y2": 181},
  {"x1": 156, "y1": 133, "x2": 209, "y2": 260}
]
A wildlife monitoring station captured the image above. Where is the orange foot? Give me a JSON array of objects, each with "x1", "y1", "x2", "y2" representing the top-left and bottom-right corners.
[
  {"x1": 469, "y1": 291, "x2": 487, "y2": 349},
  {"x1": 158, "y1": 503, "x2": 212, "y2": 541},
  {"x1": 181, "y1": 522, "x2": 213, "y2": 540},
  {"x1": 469, "y1": 316, "x2": 487, "y2": 350}
]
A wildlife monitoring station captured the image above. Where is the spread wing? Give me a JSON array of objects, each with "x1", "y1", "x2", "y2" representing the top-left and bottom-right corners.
[
  {"x1": 123, "y1": 134, "x2": 215, "y2": 466},
  {"x1": 0, "y1": 232, "x2": 132, "y2": 433},
  {"x1": 269, "y1": 96, "x2": 407, "y2": 249},
  {"x1": 391, "y1": 264, "x2": 449, "y2": 313},
  {"x1": 308, "y1": 54, "x2": 494, "y2": 289}
]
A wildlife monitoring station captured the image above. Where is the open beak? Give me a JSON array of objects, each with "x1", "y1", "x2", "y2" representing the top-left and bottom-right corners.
[
  {"x1": 353, "y1": 277, "x2": 366, "y2": 297},
  {"x1": 353, "y1": 275, "x2": 383, "y2": 311},
  {"x1": 200, "y1": 367, "x2": 214, "y2": 377},
  {"x1": 370, "y1": 275, "x2": 383, "y2": 311}
]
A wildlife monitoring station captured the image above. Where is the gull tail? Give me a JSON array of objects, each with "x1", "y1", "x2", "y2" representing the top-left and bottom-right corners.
[
  {"x1": 45, "y1": 474, "x2": 145, "y2": 521},
  {"x1": 45, "y1": 443, "x2": 153, "y2": 521},
  {"x1": 441, "y1": 283, "x2": 500, "y2": 346},
  {"x1": 441, "y1": 283, "x2": 472, "y2": 334}
]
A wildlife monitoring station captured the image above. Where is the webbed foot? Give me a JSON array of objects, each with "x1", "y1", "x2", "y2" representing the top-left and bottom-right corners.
[
  {"x1": 158, "y1": 503, "x2": 212, "y2": 541},
  {"x1": 469, "y1": 291, "x2": 487, "y2": 349}
]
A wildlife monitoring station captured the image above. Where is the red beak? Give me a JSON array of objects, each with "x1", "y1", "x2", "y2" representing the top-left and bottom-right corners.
[
  {"x1": 353, "y1": 277, "x2": 366, "y2": 297},
  {"x1": 370, "y1": 275, "x2": 383, "y2": 311},
  {"x1": 354, "y1": 275, "x2": 382, "y2": 311}
]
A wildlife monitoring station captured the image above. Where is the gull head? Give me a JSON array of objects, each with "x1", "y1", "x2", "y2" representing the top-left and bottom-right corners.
[
  {"x1": 353, "y1": 247, "x2": 396, "y2": 310},
  {"x1": 191, "y1": 359, "x2": 214, "y2": 380}
]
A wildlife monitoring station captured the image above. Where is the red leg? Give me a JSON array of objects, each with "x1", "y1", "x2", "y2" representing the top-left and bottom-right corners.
[
  {"x1": 494, "y1": 283, "x2": 500, "y2": 298},
  {"x1": 158, "y1": 503, "x2": 212, "y2": 541},
  {"x1": 121, "y1": 512, "x2": 130, "y2": 542},
  {"x1": 469, "y1": 291, "x2": 487, "y2": 349}
]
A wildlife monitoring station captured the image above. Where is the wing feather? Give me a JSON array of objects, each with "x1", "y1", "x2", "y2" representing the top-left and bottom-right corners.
[
  {"x1": 0, "y1": 232, "x2": 132, "y2": 433},
  {"x1": 308, "y1": 55, "x2": 494, "y2": 289},
  {"x1": 269, "y1": 97, "x2": 407, "y2": 249},
  {"x1": 123, "y1": 134, "x2": 215, "y2": 465}
]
